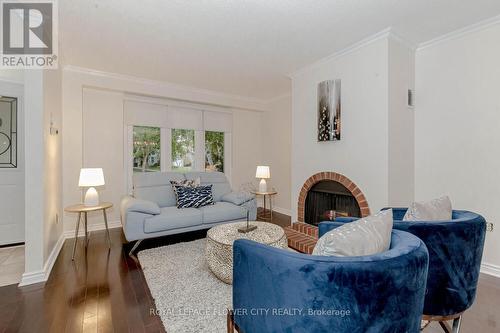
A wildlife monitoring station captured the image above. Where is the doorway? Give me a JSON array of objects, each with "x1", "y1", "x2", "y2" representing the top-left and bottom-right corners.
[{"x1": 0, "y1": 81, "x2": 24, "y2": 286}]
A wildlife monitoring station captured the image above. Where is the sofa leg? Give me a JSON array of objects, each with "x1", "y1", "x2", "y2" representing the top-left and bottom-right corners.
[
  {"x1": 128, "y1": 239, "x2": 143, "y2": 257},
  {"x1": 451, "y1": 316, "x2": 462, "y2": 333}
]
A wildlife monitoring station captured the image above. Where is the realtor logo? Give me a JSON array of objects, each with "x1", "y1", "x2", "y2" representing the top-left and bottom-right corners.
[{"x1": 1, "y1": 0, "x2": 58, "y2": 68}]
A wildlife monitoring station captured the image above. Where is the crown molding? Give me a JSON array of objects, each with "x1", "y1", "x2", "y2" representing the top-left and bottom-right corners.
[
  {"x1": 265, "y1": 92, "x2": 291, "y2": 104},
  {"x1": 417, "y1": 14, "x2": 500, "y2": 52},
  {"x1": 289, "y1": 27, "x2": 409, "y2": 79},
  {"x1": 63, "y1": 65, "x2": 269, "y2": 112}
]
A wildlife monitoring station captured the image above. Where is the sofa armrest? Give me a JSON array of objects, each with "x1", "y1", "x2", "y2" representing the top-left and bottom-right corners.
[
  {"x1": 221, "y1": 191, "x2": 255, "y2": 206},
  {"x1": 120, "y1": 195, "x2": 161, "y2": 216}
]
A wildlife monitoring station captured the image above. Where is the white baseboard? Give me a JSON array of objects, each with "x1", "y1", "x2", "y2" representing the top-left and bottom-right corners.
[
  {"x1": 481, "y1": 262, "x2": 500, "y2": 278},
  {"x1": 19, "y1": 232, "x2": 66, "y2": 287},
  {"x1": 258, "y1": 205, "x2": 291, "y2": 217},
  {"x1": 63, "y1": 219, "x2": 122, "y2": 239}
]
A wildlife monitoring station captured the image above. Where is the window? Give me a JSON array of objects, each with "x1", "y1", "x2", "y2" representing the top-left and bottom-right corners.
[
  {"x1": 133, "y1": 126, "x2": 160, "y2": 173},
  {"x1": 0, "y1": 96, "x2": 17, "y2": 168},
  {"x1": 171, "y1": 129, "x2": 195, "y2": 172},
  {"x1": 205, "y1": 131, "x2": 224, "y2": 172}
]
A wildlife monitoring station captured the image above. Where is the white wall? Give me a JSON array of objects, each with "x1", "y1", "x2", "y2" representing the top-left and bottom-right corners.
[
  {"x1": 291, "y1": 37, "x2": 390, "y2": 221},
  {"x1": 23, "y1": 70, "x2": 45, "y2": 275},
  {"x1": 43, "y1": 68, "x2": 63, "y2": 263},
  {"x1": 415, "y1": 23, "x2": 500, "y2": 271},
  {"x1": 262, "y1": 94, "x2": 292, "y2": 213},
  {"x1": 62, "y1": 69, "x2": 265, "y2": 232},
  {"x1": 388, "y1": 38, "x2": 415, "y2": 206}
]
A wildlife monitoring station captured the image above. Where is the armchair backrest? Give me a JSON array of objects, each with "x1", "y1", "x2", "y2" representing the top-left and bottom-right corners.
[
  {"x1": 388, "y1": 208, "x2": 486, "y2": 316},
  {"x1": 233, "y1": 230, "x2": 429, "y2": 333},
  {"x1": 326, "y1": 209, "x2": 487, "y2": 316}
]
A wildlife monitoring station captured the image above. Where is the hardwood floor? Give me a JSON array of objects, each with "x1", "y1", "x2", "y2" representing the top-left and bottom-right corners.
[{"x1": 0, "y1": 211, "x2": 498, "y2": 333}]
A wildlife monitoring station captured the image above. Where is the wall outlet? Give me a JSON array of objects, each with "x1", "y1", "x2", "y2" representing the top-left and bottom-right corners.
[{"x1": 486, "y1": 222, "x2": 494, "y2": 232}]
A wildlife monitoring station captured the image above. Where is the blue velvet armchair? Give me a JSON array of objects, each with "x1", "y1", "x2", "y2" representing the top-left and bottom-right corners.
[
  {"x1": 335, "y1": 209, "x2": 487, "y2": 333},
  {"x1": 230, "y1": 225, "x2": 429, "y2": 333}
]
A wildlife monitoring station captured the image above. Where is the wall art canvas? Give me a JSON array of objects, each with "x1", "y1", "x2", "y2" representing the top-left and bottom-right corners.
[{"x1": 317, "y1": 79, "x2": 341, "y2": 141}]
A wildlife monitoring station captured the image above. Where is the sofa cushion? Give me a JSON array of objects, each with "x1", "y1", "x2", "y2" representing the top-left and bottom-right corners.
[
  {"x1": 144, "y1": 206, "x2": 202, "y2": 233},
  {"x1": 313, "y1": 209, "x2": 393, "y2": 257},
  {"x1": 134, "y1": 172, "x2": 186, "y2": 207},
  {"x1": 200, "y1": 202, "x2": 246, "y2": 224},
  {"x1": 221, "y1": 191, "x2": 255, "y2": 206},
  {"x1": 185, "y1": 171, "x2": 231, "y2": 201}
]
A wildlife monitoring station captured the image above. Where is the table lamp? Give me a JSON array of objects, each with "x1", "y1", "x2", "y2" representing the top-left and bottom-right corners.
[
  {"x1": 255, "y1": 166, "x2": 270, "y2": 192},
  {"x1": 79, "y1": 168, "x2": 105, "y2": 207}
]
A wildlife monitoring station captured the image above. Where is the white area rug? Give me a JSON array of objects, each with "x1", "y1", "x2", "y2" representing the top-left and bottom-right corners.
[{"x1": 138, "y1": 239, "x2": 232, "y2": 333}]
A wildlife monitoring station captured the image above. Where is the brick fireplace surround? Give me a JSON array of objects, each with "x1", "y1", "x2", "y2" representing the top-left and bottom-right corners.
[{"x1": 284, "y1": 171, "x2": 371, "y2": 254}]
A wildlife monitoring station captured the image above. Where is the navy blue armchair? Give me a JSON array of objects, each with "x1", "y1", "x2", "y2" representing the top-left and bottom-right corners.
[
  {"x1": 230, "y1": 225, "x2": 429, "y2": 333},
  {"x1": 335, "y1": 209, "x2": 486, "y2": 333}
]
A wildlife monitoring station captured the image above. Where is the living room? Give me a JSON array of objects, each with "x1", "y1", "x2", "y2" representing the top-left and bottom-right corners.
[{"x1": 0, "y1": 1, "x2": 499, "y2": 332}]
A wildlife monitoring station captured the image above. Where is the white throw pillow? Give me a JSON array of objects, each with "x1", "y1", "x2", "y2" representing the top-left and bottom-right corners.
[
  {"x1": 312, "y1": 209, "x2": 393, "y2": 257},
  {"x1": 403, "y1": 196, "x2": 452, "y2": 221}
]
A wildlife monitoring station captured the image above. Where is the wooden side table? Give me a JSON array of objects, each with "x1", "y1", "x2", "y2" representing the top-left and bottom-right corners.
[
  {"x1": 251, "y1": 190, "x2": 277, "y2": 222},
  {"x1": 65, "y1": 202, "x2": 113, "y2": 260}
]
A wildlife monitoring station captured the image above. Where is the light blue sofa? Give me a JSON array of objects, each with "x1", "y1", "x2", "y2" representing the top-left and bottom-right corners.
[{"x1": 120, "y1": 171, "x2": 256, "y2": 255}]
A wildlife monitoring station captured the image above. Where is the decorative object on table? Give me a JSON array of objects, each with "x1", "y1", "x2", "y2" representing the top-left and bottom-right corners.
[
  {"x1": 65, "y1": 202, "x2": 113, "y2": 260},
  {"x1": 171, "y1": 184, "x2": 214, "y2": 208},
  {"x1": 206, "y1": 221, "x2": 287, "y2": 284},
  {"x1": 334, "y1": 208, "x2": 487, "y2": 333},
  {"x1": 317, "y1": 79, "x2": 341, "y2": 141},
  {"x1": 255, "y1": 165, "x2": 270, "y2": 192},
  {"x1": 0, "y1": 96, "x2": 17, "y2": 168},
  {"x1": 313, "y1": 209, "x2": 393, "y2": 257},
  {"x1": 403, "y1": 195, "x2": 452, "y2": 221},
  {"x1": 230, "y1": 227, "x2": 428, "y2": 333},
  {"x1": 79, "y1": 168, "x2": 105, "y2": 206},
  {"x1": 237, "y1": 210, "x2": 257, "y2": 233},
  {"x1": 251, "y1": 189, "x2": 277, "y2": 222}
]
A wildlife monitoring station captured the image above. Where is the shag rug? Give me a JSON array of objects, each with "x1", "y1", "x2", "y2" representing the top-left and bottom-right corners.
[{"x1": 138, "y1": 239, "x2": 232, "y2": 333}]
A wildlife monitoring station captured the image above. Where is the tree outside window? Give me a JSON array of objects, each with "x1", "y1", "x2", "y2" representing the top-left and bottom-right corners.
[
  {"x1": 171, "y1": 129, "x2": 195, "y2": 172},
  {"x1": 205, "y1": 131, "x2": 224, "y2": 172},
  {"x1": 133, "y1": 126, "x2": 161, "y2": 173}
]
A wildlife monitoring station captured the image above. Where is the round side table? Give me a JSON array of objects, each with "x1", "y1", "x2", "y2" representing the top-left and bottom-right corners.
[
  {"x1": 65, "y1": 202, "x2": 113, "y2": 260},
  {"x1": 251, "y1": 190, "x2": 277, "y2": 222}
]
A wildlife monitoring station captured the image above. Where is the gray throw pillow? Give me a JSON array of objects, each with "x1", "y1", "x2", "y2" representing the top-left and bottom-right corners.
[
  {"x1": 403, "y1": 196, "x2": 452, "y2": 221},
  {"x1": 313, "y1": 209, "x2": 393, "y2": 257}
]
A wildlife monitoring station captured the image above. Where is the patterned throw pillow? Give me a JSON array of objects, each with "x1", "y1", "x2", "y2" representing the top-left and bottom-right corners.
[
  {"x1": 170, "y1": 177, "x2": 201, "y2": 188},
  {"x1": 173, "y1": 184, "x2": 214, "y2": 208}
]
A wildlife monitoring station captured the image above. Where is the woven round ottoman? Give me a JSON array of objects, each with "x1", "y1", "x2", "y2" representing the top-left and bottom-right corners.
[{"x1": 206, "y1": 221, "x2": 287, "y2": 284}]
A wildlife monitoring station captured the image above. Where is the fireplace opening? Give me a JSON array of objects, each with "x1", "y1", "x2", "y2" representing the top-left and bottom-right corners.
[{"x1": 304, "y1": 180, "x2": 361, "y2": 226}]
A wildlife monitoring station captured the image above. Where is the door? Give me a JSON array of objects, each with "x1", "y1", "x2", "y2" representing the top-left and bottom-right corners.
[{"x1": 0, "y1": 81, "x2": 24, "y2": 245}]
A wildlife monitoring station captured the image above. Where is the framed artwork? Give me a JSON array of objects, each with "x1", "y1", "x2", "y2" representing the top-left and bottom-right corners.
[
  {"x1": 317, "y1": 79, "x2": 341, "y2": 141},
  {"x1": 0, "y1": 96, "x2": 17, "y2": 168}
]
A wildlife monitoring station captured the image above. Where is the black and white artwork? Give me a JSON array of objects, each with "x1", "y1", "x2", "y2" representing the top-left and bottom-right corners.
[{"x1": 317, "y1": 79, "x2": 341, "y2": 141}]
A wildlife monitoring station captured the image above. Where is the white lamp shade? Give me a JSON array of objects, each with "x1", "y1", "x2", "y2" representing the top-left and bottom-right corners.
[
  {"x1": 255, "y1": 166, "x2": 270, "y2": 179},
  {"x1": 79, "y1": 168, "x2": 105, "y2": 187}
]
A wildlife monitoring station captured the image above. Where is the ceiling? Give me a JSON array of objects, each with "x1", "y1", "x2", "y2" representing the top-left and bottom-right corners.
[{"x1": 60, "y1": 0, "x2": 500, "y2": 100}]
